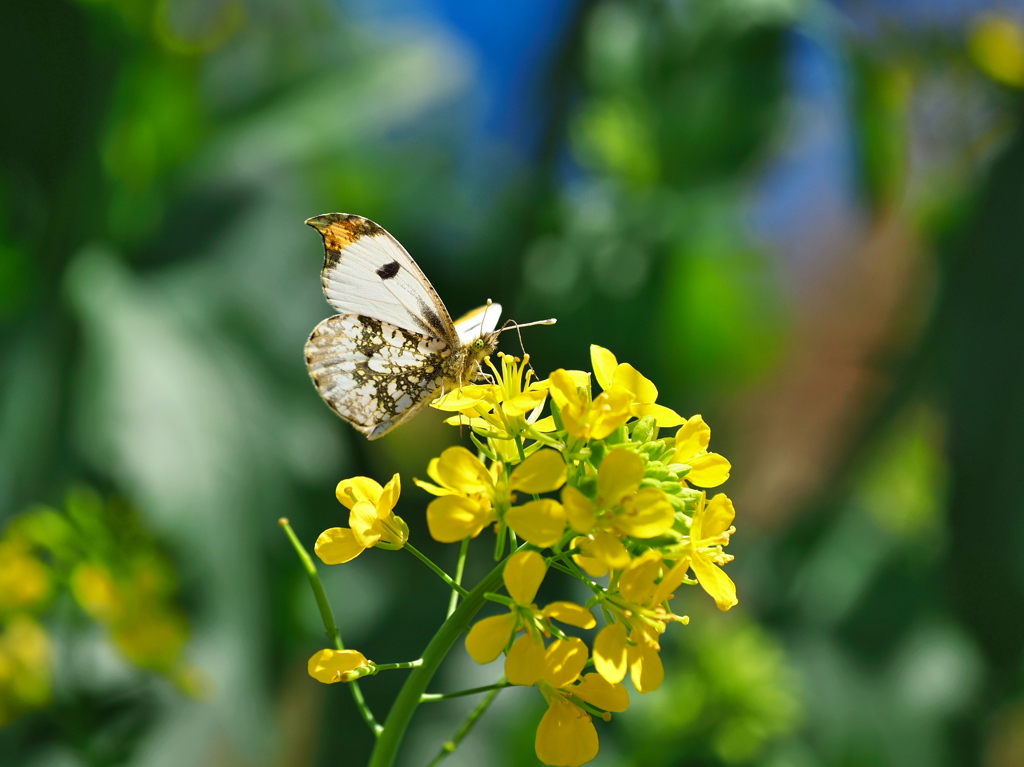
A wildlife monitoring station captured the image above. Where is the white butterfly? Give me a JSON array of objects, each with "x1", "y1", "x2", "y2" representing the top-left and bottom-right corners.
[{"x1": 304, "y1": 213, "x2": 536, "y2": 440}]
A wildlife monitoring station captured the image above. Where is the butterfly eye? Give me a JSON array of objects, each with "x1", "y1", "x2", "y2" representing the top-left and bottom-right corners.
[{"x1": 472, "y1": 338, "x2": 487, "y2": 352}]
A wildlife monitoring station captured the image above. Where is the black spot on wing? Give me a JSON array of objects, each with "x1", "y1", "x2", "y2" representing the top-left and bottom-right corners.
[{"x1": 376, "y1": 261, "x2": 401, "y2": 280}]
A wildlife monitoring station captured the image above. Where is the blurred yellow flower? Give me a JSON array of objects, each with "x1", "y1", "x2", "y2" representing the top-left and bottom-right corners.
[
  {"x1": 0, "y1": 540, "x2": 51, "y2": 613},
  {"x1": 307, "y1": 648, "x2": 372, "y2": 684},
  {"x1": 590, "y1": 345, "x2": 684, "y2": 427},
  {"x1": 315, "y1": 474, "x2": 408, "y2": 564},
  {"x1": 669, "y1": 415, "x2": 731, "y2": 487},
  {"x1": 71, "y1": 563, "x2": 122, "y2": 622},
  {"x1": 562, "y1": 449, "x2": 674, "y2": 545},
  {"x1": 969, "y1": 13, "x2": 1024, "y2": 88},
  {"x1": 532, "y1": 637, "x2": 629, "y2": 767},
  {"x1": 0, "y1": 615, "x2": 52, "y2": 725}
]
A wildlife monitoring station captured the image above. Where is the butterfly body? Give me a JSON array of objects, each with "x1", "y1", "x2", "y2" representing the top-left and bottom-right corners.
[{"x1": 304, "y1": 213, "x2": 502, "y2": 440}]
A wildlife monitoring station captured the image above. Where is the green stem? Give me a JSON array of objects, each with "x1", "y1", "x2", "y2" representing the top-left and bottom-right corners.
[
  {"x1": 447, "y1": 539, "x2": 470, "y2": 618},
  {"x1": 279, "y1": 519, "x2": 381, "y2": 735},
  {"x1": 424, "y1": 683, "x2": 505, "y2": 767},
  {"x1": 373, "y1": 659, "x2": 424, "y2": 672},
  {"x1": 405, "y1": 542, "x2": 470, "y2": 598},
  {"x1": 368, "y1": 556, "x2": 509, "y2": 767},
  {"x1": 419, "y1": 681, "x2": 511, "y2": 702}
]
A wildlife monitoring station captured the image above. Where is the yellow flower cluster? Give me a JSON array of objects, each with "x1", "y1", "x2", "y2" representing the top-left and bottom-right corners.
[
  {"x1": 0, "y1": 490, "x2": 199, "y2": 725},
  {"x1": 310, "y1": 346, "x2": 738, "y2": 767}
]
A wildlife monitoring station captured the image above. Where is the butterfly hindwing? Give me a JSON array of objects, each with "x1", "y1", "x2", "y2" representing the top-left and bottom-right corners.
[
  {"x1": 306, "y1": 213, "x2": 456, "y2": 343},
  {"x1": 453, "y1": 302, "x2": 503, "y2": 345},
  {"x1": 305, "y1": 313, "x2": 454, "y2": 439}
]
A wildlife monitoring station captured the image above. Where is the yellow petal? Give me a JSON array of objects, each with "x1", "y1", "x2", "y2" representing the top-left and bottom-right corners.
[
  {"x1": 504, "y1": 389, "x2": 548, "y2": 417},
  {"x1": 611, "y1": 363, "x2": 658, "y2": 404},
  {"x1": 686, "y1": 453, "x2": 731, "y2": 488},
  {"x1": 307, "y1": 649, "x2": 369, "y2": 684},
  {"x1": 650, "y1": 558, "x2": 690, "y2": 605},
  {"x1": 506, "y1": 500, "x2": 567, "y2": 549},
  {"x1": 617, "y1": 549, "x2": 662, "y2": 604},
  {"x1": 573, "y1": 672, "x2": 629, "y2": 712},
  {"x1": 589, "y1": 388, "x2": 634, "y2": 440},
  {"x1": 435, "y1": 446, "x2": 494, "y2": 495},
  {"x1": 531, "y1": 415, "x2": 557, "y2": 433},
  {"x1": 696, "y1": 493, "x2": 735, "y2": 541},
  {"x1": 504, "y1": 550, "x2": 547, "y2": 605},
  {"x1": 542, "y1": 601, "x2": 596, "y2": 629},
  {"x1": 593, "y1": 623, "x2": 628, "y2": 684},
  {"x1": 335, "y1": 477, "x2": 383, "y2": 509},
  {"x1": 672, "y1": 415, "x2": 711, "y2": 461},
  {"x1": 378, "y1": 473, "x2": 401, "y2": 513},
  {"x1": 314, "y1": 528, "x2": 364, "y2": 564},
  {"x1": 465, "y1": 612, "x2": 517, "y2": 663},
  {"x1": 413, "y1": 476, "x2": 450, "y2": 497},
  {"x1": 627, "y1": 637, "x2": 664, "y2": 693},
  {"x1": 548, "y1": 369, "x2": 586, "y2": 411},
  {"x1": 617, "y1": 487, "x2": 675, "y2": 539},
  {"x1": 543, "y1": 637, "x2": 588, "y2": 689},
  {"x1": 596, "y1": 449, "x2": 644, "y2": 507},
  {"x1": 510, "y1": 449, "x2": 567, "y2": 494},
  {"x1": 562, "y1": 486, "x2": 597, "y2": 535},
  {"x1": 349, "y1": 501, "x2": 383, "y2": 548},
  {"x1": 570, "y1": 536, "x2": 609, "y2": 578},
  {"x1": 588, "y1": 531, "x2": 631, "y2": 570},
  {"x1": 505, "y1": 632, "x2": 546, "y2": 686},
  {"x1": 426, "y1": 496, "x2": 492, "y2": 543},
  {"x1": 590, "y1": 345, "x2": 618, "y2": 391},
  {"x1": 630, "y1": 402, "x2": 685, "y2": 427},
  {"x1": 432, "y1": 385, "x2": 493, "y2": 411},
  {"x1": 689, "y1": 553, "x2": 738, "y2": 610},
  {"x1": 535, "y1": 696, "x2": 598, "y2": 767}
]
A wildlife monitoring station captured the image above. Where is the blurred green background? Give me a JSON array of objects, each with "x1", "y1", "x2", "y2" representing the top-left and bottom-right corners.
[{"x1": 3, "y1": 0, "x2": 1024, "y2": 765}]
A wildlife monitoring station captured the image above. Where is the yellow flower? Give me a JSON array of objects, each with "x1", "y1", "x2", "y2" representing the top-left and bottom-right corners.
[
  {"x1": 669, "y1": 492, "x2": 737, "y2": 610},
  {"x1": 549, "y1": 369, "x2": 633, "y2": 441},
  {"x1": 433, "y1": 354, "x2": 554, "y2": 454},
  {"x1": 307, "y1": 648, "x2": 372, "y2": 684},
  {"x1": 416, "y1": 447, "x2": 566, "y2": 544},
  {"x1": 70, "y1": 563, "x2": 122, "y2": 622},
  {"x1": 112, "y1": 608, "x2": 188, "y2": 672},
  {"x1": 969, "y1": 13, "x2": 1024, "y2": 88},
  {"x1": 531, "y1": 637, "x2": 629, "y2": 767},
  {"x1": 562, "y1": 449, "x2": 675, "y2": 549},
  {"x1": 669, "y1": 415, "x2": 731, "y2": 487},
  {"x1": 0, "y1": 540, "x2": 51, "y2": 613},
  {"x1": 466, "y1": 551, "x2": 594, "y2": 684},
  {"x1": 0, "y1": 615, "x2": 53, "y2": 725},
  {"x1": 569, "y1": 532, "x2": 631, "y2": 578},
  {"x1": 315, "y1": 474, "x2": 408, "y2": 564},
  {"x1": 590, "y1": 345, "x2": 684, "y2": 427},
  {"x1": 592, "y1": 550, "x2": 689, "y2": 693}
]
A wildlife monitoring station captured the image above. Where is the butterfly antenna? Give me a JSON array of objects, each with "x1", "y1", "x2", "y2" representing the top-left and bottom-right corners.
[{"x1": 499, "y1": 316, "x2": 557, "y2": 360}]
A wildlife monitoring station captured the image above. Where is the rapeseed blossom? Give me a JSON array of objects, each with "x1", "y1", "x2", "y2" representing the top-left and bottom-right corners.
[
  {"x1": 315, "y1": 474, "x2": 408, "y2": 564},
  {"x1": 305, "y1": 346, "x2": 740, "y2": 767}
]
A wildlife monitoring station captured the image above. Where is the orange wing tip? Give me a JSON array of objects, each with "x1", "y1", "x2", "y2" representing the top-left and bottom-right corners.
[{"x1": 304, "y1": 213, "x2": 385, "y2": 243}]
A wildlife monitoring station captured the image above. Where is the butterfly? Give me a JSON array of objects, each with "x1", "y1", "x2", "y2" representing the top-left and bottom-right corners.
[{"x1": 304, "y1": 213, "x2": 550, "y2": 440}]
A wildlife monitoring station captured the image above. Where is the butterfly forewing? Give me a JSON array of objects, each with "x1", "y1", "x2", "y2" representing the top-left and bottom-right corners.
[{"x1": 306, "y1": 213, "x2": 456, "y2": 343}]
